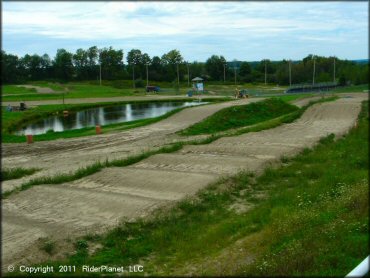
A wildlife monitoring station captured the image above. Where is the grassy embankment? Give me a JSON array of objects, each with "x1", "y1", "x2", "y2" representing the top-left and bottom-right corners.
[
  {"x1": 180, "y1": 98, "x2": 299, "y2": 135},
  {"x1": 1, "y1": 98, "x2": 228, "y2": 143},
  {"x1": 20, "y1": 100, "x2": 367, "y2": 277}
]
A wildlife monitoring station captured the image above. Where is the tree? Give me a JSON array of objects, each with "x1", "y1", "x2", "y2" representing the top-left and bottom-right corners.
[
  {"x1": 161, "y1": 49, "x2": 183, "y2": 65},
  {"x1": 205, "y1": 55, "x2": 227, "y2": 81},
  {"x1": 257, "y1": 59, "x2": 274, "y2": 74},
  {"x1": 148, "y1": 56, "x2": 163, "y2": 81},
  {"x1": 53, "y1": 49, "x2": 74, "y2": 81},
  {"x1": 99, "y1": 47, "x2": 124, "y2": 80},
  {"x1": 127, "y1": 49, "x2": 142, "y2": 66},
  {"x1": 40, "y1": 54, "x2": 52, "y2": 79},
  {"x1": 139, "y1": 53, "x2": 151, "y2": 80},
  {"x1": 87, "y1": 46, "x2": 98, "y2": 66},
  {"x1": 161, "y1": 49, "x2": 184, "y2": 82},
  {"x1": 85, "y1": 46, "x2": 99, "y2": 79},
  {"x1": 73, "y1": 48, "x2": 88, "y2": 80},
  {"x1": 1, "y1": 51, "x2": 26, "y2": 84},
  {"x1": 239, "y1": 62, "x2": 252, "y2": 82},
  {"x1": 126, "y1": 49, "x2": 143, "y2": 83},
  {"x1": 20, "y1": 54, "x2": 48, "y2": 80}
]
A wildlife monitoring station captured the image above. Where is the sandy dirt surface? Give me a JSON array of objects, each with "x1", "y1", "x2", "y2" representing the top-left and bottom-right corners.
[
  {"x1": 3, "y1": 85, "x2": 68, "y2": 97},
  {"x1": 1, "y1": 99, "x2": 259, "y2": 193},
  {"x1": 16, "y1": 85, "x2": 56, "y2": 94},
  {"x1": 1, "y1": 94, "x2": 367, "y2": 271}
]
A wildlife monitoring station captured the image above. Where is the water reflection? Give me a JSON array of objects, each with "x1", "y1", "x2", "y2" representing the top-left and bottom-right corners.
[{"x1": 16, "y1": 101, "x2": 207, "y2": 135}]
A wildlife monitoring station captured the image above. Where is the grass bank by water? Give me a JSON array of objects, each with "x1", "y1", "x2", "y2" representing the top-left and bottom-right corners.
[{"x1": 2, "y1": 98, "x2": 227, "y2": 143}]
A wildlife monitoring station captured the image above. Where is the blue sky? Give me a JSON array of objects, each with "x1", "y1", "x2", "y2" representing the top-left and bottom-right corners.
[{"x1": 2, "y1": 1, "x2": 368, "y2": 62}]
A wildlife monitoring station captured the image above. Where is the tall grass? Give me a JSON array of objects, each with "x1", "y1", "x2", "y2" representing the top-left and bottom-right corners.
[{"x1": 1, "y1": 167, "x2": 40, "y2": 181}]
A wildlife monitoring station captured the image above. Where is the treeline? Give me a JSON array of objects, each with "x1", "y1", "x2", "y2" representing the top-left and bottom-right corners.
[{"x1": 1, "y1": 47, "x2": 368, "y2": 86}]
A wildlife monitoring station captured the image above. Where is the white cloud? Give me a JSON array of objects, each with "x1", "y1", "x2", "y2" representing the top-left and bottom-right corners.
[
  {"x1": 2, "y1": 1, "x2": 368, "y2": 60},
  {"x1": 4, "y1": 2, "x2": 367, "y2": 37}
]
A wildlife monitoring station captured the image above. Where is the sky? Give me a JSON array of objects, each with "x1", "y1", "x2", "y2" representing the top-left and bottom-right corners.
[{"x1": 2, "y1": 1, "x2": 368, "y2": 62}]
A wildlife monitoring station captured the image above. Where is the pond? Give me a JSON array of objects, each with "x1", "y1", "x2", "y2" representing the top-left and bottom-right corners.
[{"x1": 16, "y1": 101, "x2": 207, "y2": 135}]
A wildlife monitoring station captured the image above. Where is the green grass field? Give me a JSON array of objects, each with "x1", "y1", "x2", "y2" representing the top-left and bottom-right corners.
[
  {"x1": 2, "y1": 83, "x2": 134, "y2": 101},
  {"x1": 2, "y1": 85, "x2": 37, "y2": 95},
  {"x1": 24, "y1": 101, "x2": 367, "y2": 277}
]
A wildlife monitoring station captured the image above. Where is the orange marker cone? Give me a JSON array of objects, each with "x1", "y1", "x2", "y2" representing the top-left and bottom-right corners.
[
  {"x1": 96, "y1": 125, "x2": 102, "y2": 134},
  {"x1": 26, "y1": 134, "x2": 33, "y2": 144}
]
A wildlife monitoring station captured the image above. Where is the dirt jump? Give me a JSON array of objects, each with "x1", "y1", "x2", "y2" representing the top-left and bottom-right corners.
[{"x1": 1, "y1": 94, "x2": 367, "y2": 271}]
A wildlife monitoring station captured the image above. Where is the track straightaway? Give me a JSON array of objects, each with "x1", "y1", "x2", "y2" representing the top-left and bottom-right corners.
[{"x1": 1, "y1": 94, "x2": 367, "y2": 270}]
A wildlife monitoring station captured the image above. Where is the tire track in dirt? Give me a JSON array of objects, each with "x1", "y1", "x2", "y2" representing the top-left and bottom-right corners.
[
  {"x1": 2, "y1": 95, "x2": 366, "y2": 270},
  {"x1": 2, "y1": 99, "x2": 259, "y2": 193}
]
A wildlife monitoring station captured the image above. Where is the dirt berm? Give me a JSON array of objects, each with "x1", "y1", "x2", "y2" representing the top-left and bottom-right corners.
[{"x1": 1, "y1": 94, "x2": 366, "y2": 270}]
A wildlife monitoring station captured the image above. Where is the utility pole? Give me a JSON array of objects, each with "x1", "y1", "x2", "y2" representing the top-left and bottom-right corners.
[
  {"x1": 289, "y1": 60, "x2": 292, "y2": 86},
  {"x1": 224, "y1": 63, "x2": 226, "y2": 83},
  {"x1": 146, "y1": 63, "x2": 149, "y2": 87},
  {"x1": 132, "y1": 63, "x2": 135, "y2": 89},
  {"x1": 177, "y1": 63, "x2": 180, "y2": 87},
  {"x1": 99, "y1": 62, "x2": 102, "y2": 86},
  {"x1": 187, "y1": 62, "x2": 190, "y2": 87},
  {"x1": 264, "y1": 59, "x2": 267, "y2": 85},
  {"x1": 122, "y1": 52, "x2": 125, "y2": 82},
  {"x1": 99, "y1": 49, "x2": 102, "y2": 86},
  {"x1": 312, "y1": 56, "x2": 316, "y2": 86},
  {"x1": 234, "y1": 67, "x2": 237, "y2": 85},
  {"x1": 333, "y1": 57, "x2": 336, "y2": 83}
]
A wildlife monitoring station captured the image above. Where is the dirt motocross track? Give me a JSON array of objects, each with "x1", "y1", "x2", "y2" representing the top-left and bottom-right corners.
[
  {"x1": 1, "y1": 94, "x2": 367, "y2": 270},
  {"x1": 2, "y1": 98, "x2": 260, "y2": 193}
]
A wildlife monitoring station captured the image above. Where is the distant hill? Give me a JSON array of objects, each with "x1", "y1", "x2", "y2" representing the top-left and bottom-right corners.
[
  {"x1": 226, "y1": 59, "x2": 368, "y2": 69},
  {"x1": 351, "y1": 59, "x2": 369, "y2": 64}
]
